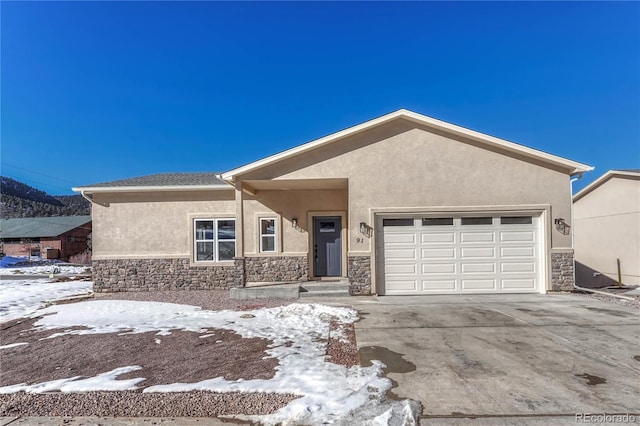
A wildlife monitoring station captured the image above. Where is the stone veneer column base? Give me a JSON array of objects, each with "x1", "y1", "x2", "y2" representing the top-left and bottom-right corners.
[
  {"x1": 92, "y1": 258, "x2": 237, "y2": 292},
  {"x1": 551, "y1": 252, "x2": 575, "y2": 291},
  {"x1": 244, "y1": 256, "x2": 308, "y2": 283},
  {"x1": 348, "y1": 255, "x2": 371, "y2": 295}
]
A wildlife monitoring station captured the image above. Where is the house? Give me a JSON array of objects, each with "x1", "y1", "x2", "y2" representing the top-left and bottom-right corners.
[
  {"x1": 0, "y1": 216, "x2": 92, "y2": 261},
  {"x1": 73, "y1": 109, "x2": 592, "y2": 295},
  {"x1": 573, "y1": 170, "x2": 640, "y2": 288}
]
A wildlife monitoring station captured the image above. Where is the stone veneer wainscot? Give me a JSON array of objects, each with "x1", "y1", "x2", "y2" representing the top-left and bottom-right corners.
[
  {"x1": 92, "y1": 258, "x2": 236, "y2": 292},
  {"x1": 348, "y1": 255, "x2": 371, "y2": 295},
  {"x1": 551, "y1": 252, "x2": 575, "y2": 291},
  {"x1": 243, "y1": 256, "x2": 308, "y2": 284}
]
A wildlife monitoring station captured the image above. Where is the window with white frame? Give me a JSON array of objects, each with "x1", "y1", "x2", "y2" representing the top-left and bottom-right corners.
[
  {"x1": 194, "y1": 218, "x2": 235, "y2": 262},
  {"x1": 259, "y1": 218, "x2": 277, "y2": 253}
]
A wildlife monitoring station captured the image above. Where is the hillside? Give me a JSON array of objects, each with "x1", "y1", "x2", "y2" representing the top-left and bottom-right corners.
[{"x1": 0, "y1": 177, "x2": 90, "y2": 218}]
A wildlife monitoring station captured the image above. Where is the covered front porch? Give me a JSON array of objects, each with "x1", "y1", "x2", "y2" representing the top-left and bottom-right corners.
[{"x1": 231, "y1": 178, "x2": 364, "y2": 291}]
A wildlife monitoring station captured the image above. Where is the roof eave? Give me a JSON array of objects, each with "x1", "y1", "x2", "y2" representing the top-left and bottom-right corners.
[
  {"x1": 573, "y1": 170, "x2": 640, "y2": 202},
  {"x1": 72, "y1": 184, "x2": 234, "y2": 194},
  {"x1": 221, "y1": 109, "x2": 594, "y2": 179}
]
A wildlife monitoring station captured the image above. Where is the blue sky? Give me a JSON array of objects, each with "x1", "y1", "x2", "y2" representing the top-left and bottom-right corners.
[{"x1": 1, "y1": 1, "x2": 638, "y2": 195}]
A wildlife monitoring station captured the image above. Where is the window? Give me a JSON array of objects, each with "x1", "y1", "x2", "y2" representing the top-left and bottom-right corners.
[
  {"x1": 461, "y1": 217, "x2": 493, "y2": 226},
  {"x1": 260, "y1": 218, "x2": 277, "y2": 253},
  {"x1": 383, "y1": 218, "x2": 414, "y2": 227},
  {"x1": 422, "y1": 217, "x2": 454, "y2": 226},
  {"x1": 194, "y1": 218, "x2": 235, "y2": 262},
  {"x1": 501, "y1": 216, "x2": 533, "y2": 225}
]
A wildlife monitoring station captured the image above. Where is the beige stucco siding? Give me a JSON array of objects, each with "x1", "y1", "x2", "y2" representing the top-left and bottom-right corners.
[
  {"x1": 574, "y1": 177, "x2": 640, "y2": 286},
  {"x1": 242, "y1": 189, "x2": 347, "y2": 254},
  {"x1": 239, "y1": 118, "x2": 573, "y2": 251},
  {"x1": 91, "y1": 191, "x2": 235, "y2": 259}
]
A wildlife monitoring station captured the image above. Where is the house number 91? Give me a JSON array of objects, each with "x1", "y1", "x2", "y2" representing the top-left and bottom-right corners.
[{"x1": 356, "y1": 237, "x2": 365, "y2": 243}]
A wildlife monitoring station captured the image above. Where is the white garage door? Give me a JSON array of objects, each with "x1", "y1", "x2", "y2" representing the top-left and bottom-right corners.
[{"x1": 381, "y1": 214, "x2": 541, "y2": 295}]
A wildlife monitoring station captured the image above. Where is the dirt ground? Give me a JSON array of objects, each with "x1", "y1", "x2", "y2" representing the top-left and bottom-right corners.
[{"x1": 0, "y1": 290, "x2": 360, "y2": 417}]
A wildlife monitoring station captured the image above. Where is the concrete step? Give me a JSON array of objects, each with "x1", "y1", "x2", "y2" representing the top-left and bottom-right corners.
[
  {"x1": 230, "y1": 283, "x2": 299, "y2": 299},
  {"x1": 300, "y1": 281, "x2": 350, "y2": 292},
  {"x1": 299, "y1": 289, "x2": 351, "y2": 298}
]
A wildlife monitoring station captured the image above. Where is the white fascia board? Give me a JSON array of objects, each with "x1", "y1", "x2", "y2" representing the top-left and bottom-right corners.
[
  {"x1": 221, "y1": 109, "x2": 593, "y2": 180},
  {"x1": 72, "y1": 184, "x2": 234, "y2": 194},
  {"x1": 573, "y1": 170, "x2": 640, "y2": 202}
]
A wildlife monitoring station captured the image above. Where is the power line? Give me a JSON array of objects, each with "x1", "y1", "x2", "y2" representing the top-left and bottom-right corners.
[{"x1": 1, "y1": 162, "x2": 78, "y2": 184}]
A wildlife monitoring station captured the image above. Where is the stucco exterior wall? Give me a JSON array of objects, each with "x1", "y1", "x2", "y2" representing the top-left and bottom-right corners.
[
  {"x1": 91, "y1": 191, "x2": 235, "y2": 259},
  {"x1": 242, "y1": 189, "x2": 347, "y2": 254},
  {"x1": 574, "y1": 177, "x2": 640, "y2": 286},
  {"x1": 238, "y1": 119, "x2": 573, "y2": 253}
]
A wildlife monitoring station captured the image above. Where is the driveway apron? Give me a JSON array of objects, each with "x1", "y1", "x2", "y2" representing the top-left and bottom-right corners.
[{"x1": 353, "y1": 294, "x2": 640, "y2": 421}]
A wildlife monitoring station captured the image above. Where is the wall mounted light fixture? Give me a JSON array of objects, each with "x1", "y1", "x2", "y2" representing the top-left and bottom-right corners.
[
  {"x1": 292, "y1": 217, "x2": 298, "y2": 228},
  {"x1": 554, "y1": 218, "x2": 570, "y2": 235},
  {"x1": 359, "y1": 222, "x2": 367, "y2": 234}
]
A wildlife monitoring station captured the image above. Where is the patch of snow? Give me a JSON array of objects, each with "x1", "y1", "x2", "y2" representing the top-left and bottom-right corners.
[
  {"x1": 11, "y1": 300, "x2": 418, "y2": 425},
  {"x1": 330, "y1": 324, "x2": 350, "y2": 343},
  {"x1": 155, "y1": 338, "x2": 161, "y2": 344},
  {"x1": 0, "y1": 366, "x2": 144, "y2": 394},
  {"x1": 0, "y1": 342, "x2": 29, "y2": 349},
  {"x1": 1, "y1": 265, "x2": 90, "y2": 276},
  {"x1": 0, "y1": 279, "x2": 93, "y2": 323}
]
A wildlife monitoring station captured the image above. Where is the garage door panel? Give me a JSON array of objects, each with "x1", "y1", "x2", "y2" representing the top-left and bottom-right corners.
[
  {"x1": 501, "y1": 246, "x2": 535, "y2": 258},
  {"x1": 460, "y1": 232, "x2": 495, "y2": 243},
  {"x1": 385, "y1": 233, "x2": 417, "y2": 244},
  {"x1": 422, "y1": 263, "x2": 456, "y2": 274},
  {"x1": 461, "y1": 279, "x2": 497, "y2": 290},
  {"x1": 382, "y1": 214, "x2": 541, "y2": 295},
  {"x1": 502, "y1": 278, "x2": 536, "y2": 289},
  {"x1": 421, "y1": 232, "x2": 455, "y2": 244},
  {"x1": 385, "y1": 248, "x2": 417, "y2": 260},
  {"x1": 422, "y1": 279, "x2": 457, "y2": 291},
  {"x1": 461, "y1": 263, "x2": 496, "y2": 273},
  {"x1": 460, "y1": 247, "x2": 495, "y2": 259},
  {"x1": 385, "y1": 279, "x2": 418, "y2": 292},
  {"x1": 422, "y1": 248, "x2": 456, "y2": 259},
  {"x1": 501, "y1": 262, "x2": 536, "y2": 273},
  {"x1": 500, "y1": 231, "x2": 535, "y2": 242},
  {"x1": 386, "y1": 263, "x2": 418, "y2": 274}
]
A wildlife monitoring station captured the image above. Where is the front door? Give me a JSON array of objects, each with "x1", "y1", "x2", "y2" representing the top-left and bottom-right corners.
[{"x1": 313, "y1": 216, "x2": 342, "y2": 277}]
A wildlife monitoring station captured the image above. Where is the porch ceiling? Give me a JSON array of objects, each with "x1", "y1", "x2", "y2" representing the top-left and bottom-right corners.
[{"x1": 243, "y1": 178, "x2": 347, "y2": 191}]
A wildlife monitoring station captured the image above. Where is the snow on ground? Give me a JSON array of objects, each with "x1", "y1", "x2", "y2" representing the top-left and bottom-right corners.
[
  {"x1": 1, "y1": 256, "x2": 90, "y2": 276},
  {"x1": 0, "y1": 279, "x2": 93, "y2": 323},
  {"x1": 1, "y1": 300, "x2": 419, "y2": 425}
]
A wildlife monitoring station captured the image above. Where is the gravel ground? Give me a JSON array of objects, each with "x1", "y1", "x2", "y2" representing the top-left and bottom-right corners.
[
  {"x1": 95, "y1": 289, "x2": 292, "y2": 311},
  {"x1": 572, "y1": 290, "x2": 640, "y2": 309},
  {"x1": 0, "y1": 391, "x2": 298, "y2": 417},
  {"x1": 0, "y1": 290, "x2": 361, "y2": 419}
]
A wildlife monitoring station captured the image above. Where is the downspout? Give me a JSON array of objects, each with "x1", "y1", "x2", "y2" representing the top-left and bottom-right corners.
[
  {"x1": 569, "y1": 173, "x2": 635, "y2": 301},
  {"x1": 79, "y1": 191, "x2": 109, "y2": 207}
]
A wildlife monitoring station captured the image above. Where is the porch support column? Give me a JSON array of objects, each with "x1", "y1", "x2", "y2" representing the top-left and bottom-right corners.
[{"x1": 233, "y1": 180, "x2": 246, "y2": 287}]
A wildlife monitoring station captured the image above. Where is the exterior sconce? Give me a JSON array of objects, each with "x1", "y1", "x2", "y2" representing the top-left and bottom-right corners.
[
  {"x1": 360, "y1": 222, "x2": 367, "y2": 234},
  {"x1": 292, "y1": 217, "x2": 298, "y2": 228},
  {"x1": 554, "y1": 218, "x2": 570, "y2": 235}
]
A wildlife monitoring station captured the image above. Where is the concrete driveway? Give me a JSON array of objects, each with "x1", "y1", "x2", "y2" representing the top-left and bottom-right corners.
[{"x1": 352, "y1": 294, "x2": 639, "y2": 424}]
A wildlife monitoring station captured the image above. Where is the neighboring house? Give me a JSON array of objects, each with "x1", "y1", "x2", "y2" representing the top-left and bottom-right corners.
[
  {"x1": 0, "y1": 216, "x2": 92, "y2": 261},
  {"x1": 73, "y1": 109, "x2": 592, "y2": 295},
  {"x1": 573, "y1": 170, "x2": 640, "y2": 288}
]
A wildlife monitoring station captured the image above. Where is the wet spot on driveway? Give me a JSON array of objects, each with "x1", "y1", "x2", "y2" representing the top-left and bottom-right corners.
[
  {"x1": 575, "y1": 373, "x2": 607, "y2": 386},
  {"x1": 359, "y1": 346, "x2": 416, "y2": 400}
]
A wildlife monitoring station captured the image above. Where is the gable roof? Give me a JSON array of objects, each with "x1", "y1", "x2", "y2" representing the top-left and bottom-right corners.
[
  {"x1": 222, "y1": 109, "x2": 593, "y2": 181},
  {"x1": 0, "y1": 216, "x2": 92, "y2": 239},
  {"x1": 573, "y1": 170, "x2": 640, "y2": 202},
  {"x1": 72, "y1": 173, "x2": 232, "y2": 193}
]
